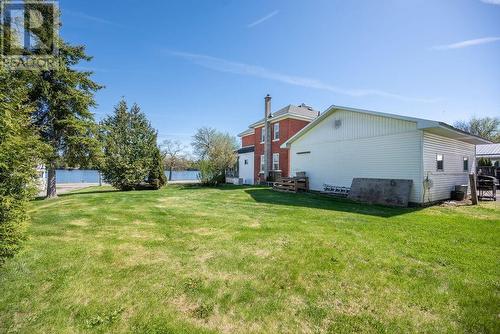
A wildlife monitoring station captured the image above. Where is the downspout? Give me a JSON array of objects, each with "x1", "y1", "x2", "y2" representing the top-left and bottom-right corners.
[{"x1": 264, "y1": 94, "x2": 272, "y2": 181}]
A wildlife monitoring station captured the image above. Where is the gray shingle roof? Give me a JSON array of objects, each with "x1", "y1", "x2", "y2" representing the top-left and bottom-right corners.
[
  {"x1": 247, "y1": 104, "x2": 320, "y2": 128},
  {"x1": 272, "y1": 104, "x2": 320, "y2": 119},
  {"x1": 476, "y1": 143, "x2": 500, "y2": 156}
]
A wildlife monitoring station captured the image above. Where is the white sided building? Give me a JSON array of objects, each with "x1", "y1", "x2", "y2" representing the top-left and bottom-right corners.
[{"x1": 282, "y1": 106, "x2": 490, "y2": 204}]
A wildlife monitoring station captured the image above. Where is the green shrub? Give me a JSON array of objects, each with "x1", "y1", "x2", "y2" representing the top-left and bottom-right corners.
[
  {"x1": 100, "y1": 100, "x2": 164, "y2": 190},
  {"x1": 0, "y1": 71, "x2": 46, "y2": 263},
  {"x1": 148, "y1": 146, "x2": 167, "y2": 189}
]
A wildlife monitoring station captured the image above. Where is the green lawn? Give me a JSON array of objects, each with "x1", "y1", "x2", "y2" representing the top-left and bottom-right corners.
[{"x1": 0, "y1": 185, "x2": 499, "y2": 333}]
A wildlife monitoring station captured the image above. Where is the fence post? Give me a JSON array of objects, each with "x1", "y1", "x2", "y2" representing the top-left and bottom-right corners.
[{"x1": 469, "y1": 173, "x2": 478, "y2": 205}]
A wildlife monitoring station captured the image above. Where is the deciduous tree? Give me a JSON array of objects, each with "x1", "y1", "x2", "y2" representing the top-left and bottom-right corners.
[
  {"x1": 161, "y1": 140, "x2": 187, "y2": 181},
  {"x1": 454, "y1": 117, "x2": 500, "y2": 143},
  {"x1": 192, "y1": 128, "x2": 237, "y2": 185}
]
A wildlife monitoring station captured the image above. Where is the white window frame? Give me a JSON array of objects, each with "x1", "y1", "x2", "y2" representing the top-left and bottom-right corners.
[
  {"x1": 436, "y1": 154, "x2": 444, "y2": 171},
  {"x1": 272, "y1": 153, "x2": 280, "y2": 171},
  {"x1": 260, "y1": 155, "x2": 265, "y2": 172},
  {"x1": 273, "y1": 123, "x2": 280, "y2": 141},
  {"x1": 260, "y1": 128, "x2": 265, "y2": 143}
]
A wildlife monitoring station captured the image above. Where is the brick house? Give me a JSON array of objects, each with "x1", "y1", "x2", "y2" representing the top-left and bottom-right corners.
[{"x1": 235, "y1": 95, "x2": 319, "y2": 184}]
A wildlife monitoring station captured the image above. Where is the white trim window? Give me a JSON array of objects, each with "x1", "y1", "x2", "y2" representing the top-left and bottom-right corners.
[
  {"x1": 260, "y1": 155, "x2": 265, "y2": 172},
  {"x1": 272, "y1": 153, "x2": 280, "y2": 171},
  {"x1": 260, "y1": 128, "x2": 265, "y2": 143},
  {"x1": 273, "y1": 123, "x2": 280, "y2": 141},
  {"x1": 436, "y1": 154, "x2": 444, "y2": 171}
]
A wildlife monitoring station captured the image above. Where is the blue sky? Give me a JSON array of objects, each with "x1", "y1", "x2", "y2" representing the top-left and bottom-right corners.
[{"x1": 60, "y1": 0, "x2": 500, "y2": 148}]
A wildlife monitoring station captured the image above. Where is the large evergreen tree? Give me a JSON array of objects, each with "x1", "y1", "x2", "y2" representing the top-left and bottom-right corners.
[
  {"x1": 0, "y1": 70, "x2": 47, "y2": 263},
  {"x1": 6, "y1": 2, "x2": 103, "y2": 198},
  {"x1": 24, "y1": 42, "x2": 103, "y2": 198},
  {"x1": 100, "y1": 100, "x2": 165, "y2": 190}
]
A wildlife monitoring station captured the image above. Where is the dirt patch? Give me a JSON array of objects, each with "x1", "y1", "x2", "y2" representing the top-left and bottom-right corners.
[
  {"x1": 254, "y1": 249, "x2": 271, "y2": 258},
  {"x1": 69, "y1": 219, "x2": 90, "y2": 227}
]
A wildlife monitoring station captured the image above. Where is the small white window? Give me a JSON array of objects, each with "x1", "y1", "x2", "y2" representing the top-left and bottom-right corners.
[
  {"x1": 463, "y1": 157, "x2": 469, "y2": 172},
  {"x1": 272, "y1": 153, "x2": 280, "y2": 170},
  {"x1": 260, "y1": 155, "x2": 265, "y2": 172},
  {"x1": 260, "y1": 128, "x2": 265, "y2": 143},
  {"x1": 273, "y1": 123, "x2": 280, "y2": 140},
  {"x1": 436, "y1": 154, "x2": 444, "y2": 171}
]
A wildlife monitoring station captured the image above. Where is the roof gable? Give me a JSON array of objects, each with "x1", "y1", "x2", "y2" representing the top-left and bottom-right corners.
[{"x1": 282, "y1": 105, "x2": 491, "y2": 147}]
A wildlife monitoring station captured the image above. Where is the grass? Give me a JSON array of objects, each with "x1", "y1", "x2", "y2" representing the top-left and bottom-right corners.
[{"x1": 0, "y1": 185, "x2": 499, "y2": 333}]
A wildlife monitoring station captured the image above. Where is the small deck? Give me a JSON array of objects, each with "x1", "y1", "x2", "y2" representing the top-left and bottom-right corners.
[{"x1": 273, "y1": 176, "x2": 309, "y2": 193}]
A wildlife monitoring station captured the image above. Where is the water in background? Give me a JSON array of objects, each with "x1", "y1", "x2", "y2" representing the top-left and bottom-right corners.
[
  {"x1": 55, "y1": 170, "x2": 100, "y2": 183},
  {"x1": 168, "y1": 170, "x2": 200, "y2": 181},
  {"x1": 54, "y1": 170, "x2": 200, "y2": 183}
]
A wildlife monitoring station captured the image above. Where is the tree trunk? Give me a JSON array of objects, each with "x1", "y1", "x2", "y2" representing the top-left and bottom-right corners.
[
  {"x1": 169, "y1": 167, "x2": 173, "y2": 181},
  {"x1": 46, "y1": 167, "x2": 57, "y2": 198}
]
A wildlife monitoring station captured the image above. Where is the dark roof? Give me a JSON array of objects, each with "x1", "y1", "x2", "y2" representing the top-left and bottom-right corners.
[{"x1": 237, "y1": 146, "x2": 255, "y2": 154}]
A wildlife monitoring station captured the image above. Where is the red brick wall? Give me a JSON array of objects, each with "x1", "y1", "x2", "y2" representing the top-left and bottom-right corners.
[
  {"x1": 272, "y1": 119, "x2": 310, "y2": 177},
  {"x1": 252, "y1": 119, "x2": 311, "y2": 181},
  {"x1": 241, "y1": 134, "x2": 255, "y2": 147}
]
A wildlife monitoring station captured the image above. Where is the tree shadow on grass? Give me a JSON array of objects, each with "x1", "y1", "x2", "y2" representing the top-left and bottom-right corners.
[
  {"x1": 34, "y1": 188, "x2": 119, "y2": 201},
  {"x1": 176, "y1": 184, "x2": 262, "y2": 191},
  {"x1": 58, "y1": 189, "x2": 120, "y2": 197},
  {"x1": 244, "y1": 187, "x2": 423, "y2": 218}
]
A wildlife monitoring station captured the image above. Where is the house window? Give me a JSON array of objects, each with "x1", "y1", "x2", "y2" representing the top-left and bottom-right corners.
[
  {"x1": 260, "y1": 155, "x2": 265, "y2": 172},
  {"x1": 436, "y1": 154, "x2": 444, "y2": 171},
  {"x1": 272, "y1": 153, "x2": 280, "y2": 170},
  {"x1": 244, "y1": 159, "x2": 248, "y2": 165},
  {"x1": 260, "y1": 128, "x2": 265, "y2": 143},
  {"x1": 273, "y1": 123, "x2": 280, "y2": 140},
  {"x1": 463, "y1": 157, "x2": 469, "y2": 172}
]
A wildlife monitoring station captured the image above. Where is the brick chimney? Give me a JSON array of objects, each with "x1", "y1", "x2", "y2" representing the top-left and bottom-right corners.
[{"x1": 263, "y1": 94, "x2": 272, "y2": 181}]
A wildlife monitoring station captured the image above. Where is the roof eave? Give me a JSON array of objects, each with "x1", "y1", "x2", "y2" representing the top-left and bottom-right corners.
[{"x1": 237, "y1": 129, "x2": 255, "y2": 137}]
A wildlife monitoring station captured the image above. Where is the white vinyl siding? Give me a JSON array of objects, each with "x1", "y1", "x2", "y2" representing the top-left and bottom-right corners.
[
  {"x1": 295, "y1": 109, "x2": 418, "y2": 147},
  {"x1": 289, "y1": 110, "x2": 423, "y2": 203},
  {"x1": 238, "y1": 152, "x2": 254, "y2": 185},
  {"x1": 422, "y1": 132, "x2": 475, "y2": 202}
]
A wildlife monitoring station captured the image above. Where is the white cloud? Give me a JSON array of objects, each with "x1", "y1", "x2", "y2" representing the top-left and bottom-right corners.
[
  {"x1": 64, "y1": 9, "x2": 124, "y2": 27},
  {"x1": 433, "y1": 37, "x2": 500, "y2": 50},
  {"x1": 168, "y1": 50, "x2": 439, "y2": 103},
  {"x1": 247, "y1": 10, "x2": 279, "y2": 28},
  {"x1": 480, "y1": 0, "x2": 500, "y2": 5}
]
